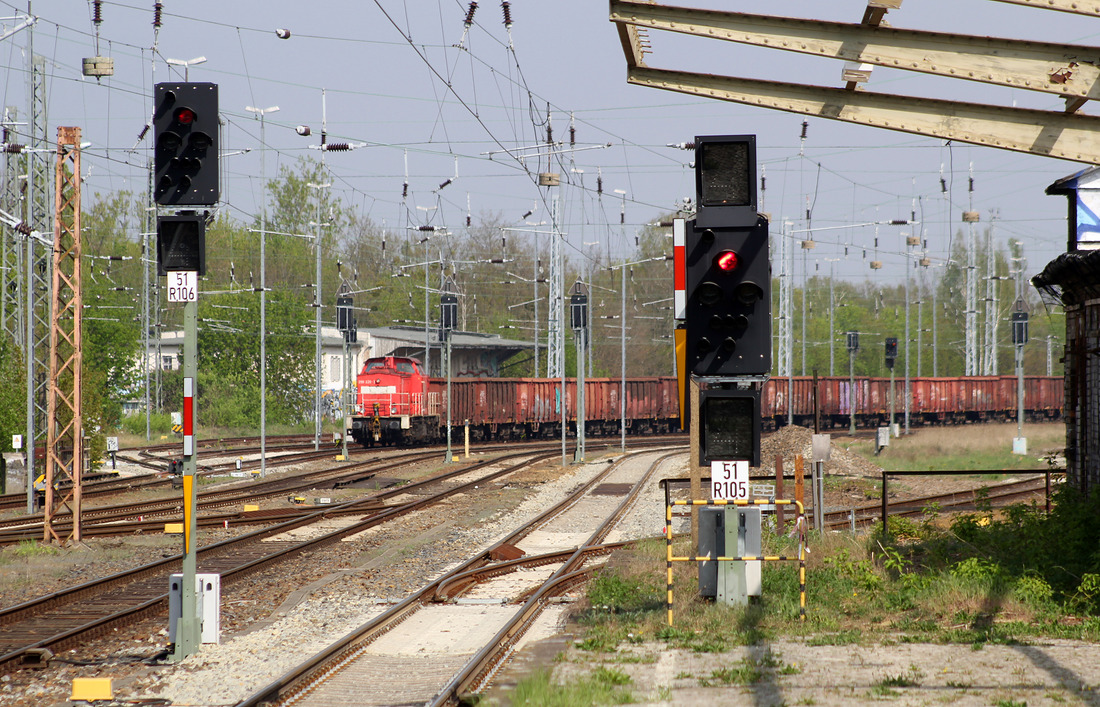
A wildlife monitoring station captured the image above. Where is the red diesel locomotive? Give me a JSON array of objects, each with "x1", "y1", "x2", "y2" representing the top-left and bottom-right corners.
[{"x1": 347, "y1": 356, "x2": 1063, "y2": 447}]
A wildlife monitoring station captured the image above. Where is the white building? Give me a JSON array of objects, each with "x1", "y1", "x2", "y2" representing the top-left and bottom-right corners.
[{"x1": 142, "y1": 325, "x2": 533, "y2": 391}]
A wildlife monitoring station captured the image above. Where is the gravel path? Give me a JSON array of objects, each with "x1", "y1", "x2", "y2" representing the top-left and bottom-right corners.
[{"x1": 549, "y1": 638, "x2": 1100, "y2": 706}]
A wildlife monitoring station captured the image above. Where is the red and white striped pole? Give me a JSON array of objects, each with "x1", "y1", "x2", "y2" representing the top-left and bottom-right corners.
[
  {"x1": 674, "y1": 218, "x2": 688, "y2": 431},
  {"x1": 183, "y1": 377, "x2": 194, "y2": 457},
  {"x1": 674, "y1": 219, "x2": 686, "y2": 321}
]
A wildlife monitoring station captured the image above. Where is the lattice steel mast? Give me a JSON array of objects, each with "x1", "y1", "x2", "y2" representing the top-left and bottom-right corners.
[
  {"x1": 777, "y1": 220, "x2": 792, "y2": 377},
  {"x1": 983, "y1": 211, "x2": 1000, "y2": 375},
  {"x1": 546, "y1": 192, "x2": 563, "y2": 378},
  {"x1": 43, "y1": 127, "x2": 82, "y2": 543},
  {"x1": 25, "y1": 52, "x2": 52, "y2": 512},
  {"x1": 965, "y1": 169, "x2": 978, "y2": 376},
  {"x1": 1, "y1": 108, "x2": 25, "y2": 344}
]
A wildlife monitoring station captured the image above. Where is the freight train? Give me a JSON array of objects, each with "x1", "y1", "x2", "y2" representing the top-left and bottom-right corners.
[{"x1": 347, "y1": 355, "x2": 1063, "y2": 447}]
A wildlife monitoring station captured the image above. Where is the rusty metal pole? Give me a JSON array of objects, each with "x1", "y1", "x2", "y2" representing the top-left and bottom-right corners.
[{"x1": 44, "y1": 127, "x2": 82, "y2": 544}]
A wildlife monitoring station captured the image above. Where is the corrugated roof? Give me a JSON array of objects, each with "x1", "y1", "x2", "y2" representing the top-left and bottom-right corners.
[{"x1": 363, "y1": 325, "x2": 533, "y2": 351}]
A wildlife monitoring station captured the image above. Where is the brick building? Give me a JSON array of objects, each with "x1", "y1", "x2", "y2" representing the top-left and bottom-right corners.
[{"x1": 1033, "y1": 168, "x2": 1100, "y2": 495}]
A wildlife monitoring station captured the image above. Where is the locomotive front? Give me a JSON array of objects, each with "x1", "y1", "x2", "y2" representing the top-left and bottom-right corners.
[{"x1": 348, "y1": 356, "x2": 440, "y2": 446}]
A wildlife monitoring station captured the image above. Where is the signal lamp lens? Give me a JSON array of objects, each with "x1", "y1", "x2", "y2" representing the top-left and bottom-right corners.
[
  {"x1": 698, "y1": 281, "x2": 723, "y2": 307},
  {"x1": 715, "y1": 250, "x2": 738, "y2": 271},
  {"x1": 734, "y1": 282, "x2": 763, "y2": 304},
  {"x1": 176, "y1": 108, "x2": 196, "y2": 125}
]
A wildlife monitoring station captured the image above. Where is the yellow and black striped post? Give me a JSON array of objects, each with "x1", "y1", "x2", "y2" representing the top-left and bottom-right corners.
[
  {"x1": 666, "y1": 503, "x2": 675, "y2": 626},
  {"x1": 665, "y1": 498, "x2": 807, "y2": 626}
]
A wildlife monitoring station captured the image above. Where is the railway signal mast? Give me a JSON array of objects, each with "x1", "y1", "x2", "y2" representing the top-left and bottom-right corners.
[
  {"x1": 154, "y1": 81, "x2": 217, "y2": 663},
  {"x1": 885, "y1": 337, "x2": 899, "y2": 431},
  {"x1": 337, "y1": 285, "x2": 357, "y2": 461},
  {"x1": 847, "y1": 332, "x2": 860, "y2": 434},
  {"x1": 440, "y1": 280, "x2": 458, "y2": 463},
  {"x1": 570, "y1": 281, "x2": 589, "y2": 462},
  {"x1": 684, "y1": 135, "x2": 769, "y2": 465},
  {"x1": 1012, "y1": 297, "x2": 1029, "y2": 454},
  {"x1": 680, "y1": 135, "x2": 771, "y2": 606}
]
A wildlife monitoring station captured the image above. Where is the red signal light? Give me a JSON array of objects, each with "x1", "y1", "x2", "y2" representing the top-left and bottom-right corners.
[
  {"x1": 715, "y1": 250, "x2": 738, "y2": 271},
  {"x1": 175, "y1": 108, "x2": 196, "y2": 125}
]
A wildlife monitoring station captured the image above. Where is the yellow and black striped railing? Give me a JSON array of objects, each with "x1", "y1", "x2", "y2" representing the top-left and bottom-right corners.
[{"x1": 665, "y1": 498, "x2": 806, "y2": 626}]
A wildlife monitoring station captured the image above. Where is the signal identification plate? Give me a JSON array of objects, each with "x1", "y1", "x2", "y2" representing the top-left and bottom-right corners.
[
  {"x1": 710, "y1": 460, "x2": 749, "y2": 500},
  {"x1": 167, "y1": 271, "x2": 198, "y2": 302}
]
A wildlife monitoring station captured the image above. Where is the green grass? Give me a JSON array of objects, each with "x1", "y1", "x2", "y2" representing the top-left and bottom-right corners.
[
  {"x1": 510, "y1": 667, "x2": 634, "y2": 706},
  {"x1": 513, "y1": 423, "x2": 1095, "y2": 703},
  {"x1": 879, "y1": 666, "x2": 923, "y2": 687},
  {"x1": 848, "y1": 422, "x2": 1064, "y2": 472},
  {"x1": 699, "y1": 659, "x2": 763, "y2": 687},
  {"x1": 562, "y1": 484, "x2": 1100, "y2": 661},
  {"x1": 9, "y1": 540, "x2": 60, "y2": 560}
]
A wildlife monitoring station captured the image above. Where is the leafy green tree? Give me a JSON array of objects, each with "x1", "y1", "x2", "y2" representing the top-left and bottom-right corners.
[
  {"x1": 195, "y1": 288, "x2": 313, "y2": 427},
  {"x1": 0, "y1": 334, "x2": 26, "y2": 455},
  {"x1": 81, "y1": 191, "x2": 145, "y2": 429}
]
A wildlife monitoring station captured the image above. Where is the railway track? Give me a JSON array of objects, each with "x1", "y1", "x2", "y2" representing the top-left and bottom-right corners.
[
  {"x1": 0, "y1": 438, "x2": 683, "y2": 543},
  {"x1": 0, "y1": 447, "x2": 564, "y2": 671},
  {"x1": 0, "y1": 436, "x2": 337, "y2": 513},
  {"x1": 0, "y1": 447, "x2": 439, "y2": 542},
  {"x1": 821, "y1": 473, "x2": 1058, "y2": 531},
  {"x1": 0, "y1": 434, "x2": 688, "y2": 514},
  {"x1": 0, "y1": 439, "x2": 679, "y2": 674},
  {"x1": 234, "y1": 447, "x2": 682, "y2": 707}
]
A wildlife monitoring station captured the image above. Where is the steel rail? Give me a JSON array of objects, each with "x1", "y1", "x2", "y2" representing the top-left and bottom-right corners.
[
  {"x1": 0, "y1": 448, "x2": 565, "y2": 671},
  {"x1": 434, "y1": 450, "x2": 684, "y2": 704},
  {"x1": 234, "y1": 447, "x2": 682, "y2": 707}
]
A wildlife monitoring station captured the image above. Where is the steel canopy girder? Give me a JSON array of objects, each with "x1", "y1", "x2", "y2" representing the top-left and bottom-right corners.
[
  {"x1": 609, "y1": 0, "x2": 1100, "y2": 101},
  {"x1": 627, "y1": 65, "x2": 1100, "y2": 164},
  {"x1": 990, "y1": 0, "x2": 1100, "y2": 16}
]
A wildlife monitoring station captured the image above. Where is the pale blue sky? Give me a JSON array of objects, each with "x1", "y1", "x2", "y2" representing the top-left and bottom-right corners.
[{"x1": 0, "y1": 1, "x2": 1090, "y2": 283}]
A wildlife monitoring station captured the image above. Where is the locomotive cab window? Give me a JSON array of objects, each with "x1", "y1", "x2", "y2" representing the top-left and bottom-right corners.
[
  {"x1": 365, "y1": 361, "x2": 385, "y2": 372},
  {"x1": 397, "y1": 361, "x2": 415, "y2": 374}
]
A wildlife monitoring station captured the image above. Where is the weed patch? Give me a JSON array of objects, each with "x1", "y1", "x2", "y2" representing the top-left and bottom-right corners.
[
  {"x1": 511, "y1": 668, "x2": 633, "y2": 707},
  {"x1": 700, "y1": 659, "x2": 763, "y2": 687}
]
